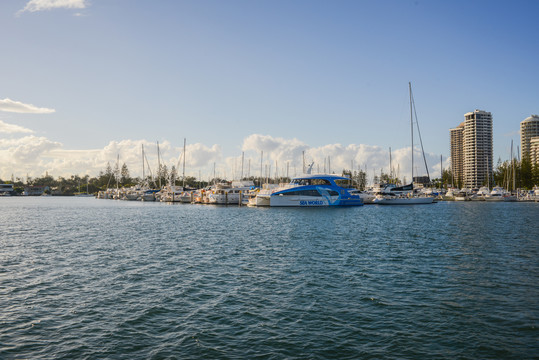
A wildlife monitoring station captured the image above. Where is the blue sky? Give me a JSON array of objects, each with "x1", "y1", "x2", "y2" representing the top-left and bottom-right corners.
[{"x1": 1, "y1": 0, "x2": 538, "y2": 182}]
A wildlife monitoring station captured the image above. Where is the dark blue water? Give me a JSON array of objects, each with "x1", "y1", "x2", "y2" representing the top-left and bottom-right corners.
[{"x1": 1, "y1": 198, "x2": 538, "y2": 359}]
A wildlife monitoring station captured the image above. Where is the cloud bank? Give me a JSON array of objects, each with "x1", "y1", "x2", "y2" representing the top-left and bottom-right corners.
[
  {"x1": 0, "y1": 131, "x2": 448, "y2": 184},
  {"x1": 0, "y1": 98, "x2": 55, "y2": 114},
  {"x1": 19, "y1": 0, "x2": 87, "y2": 13}
]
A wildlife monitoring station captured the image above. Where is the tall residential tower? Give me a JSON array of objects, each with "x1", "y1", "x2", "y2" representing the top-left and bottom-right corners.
[
  {"x1": 520, "y1": 115, "x2": 539, "y2": 163},
  {"x1": 449, "y1": 122, "x2": 464, "y2": 187},
  {"x1": 450, "y1": 110, "x2": 493, "y2": 189}
]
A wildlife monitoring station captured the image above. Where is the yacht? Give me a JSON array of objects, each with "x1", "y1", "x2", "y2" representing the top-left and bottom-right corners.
[
  {"x1": 207, "y1": 181, "x2": 254, "y2": 205},
  {"x1": 484, "y1": 186, "x2": 505, "y2": 201},
  {"x1": 248, "y1": 183, "x2": 281, "y2": 207},
  {"x1": 158, "y1": 185, "x2": 184, "y2": 202},
  {"x1": 372, "y1": 192, "x2": 434, "y2": 205},
  {"x1": 269, "y1": 174, "x2": 363, "y2": 207}
]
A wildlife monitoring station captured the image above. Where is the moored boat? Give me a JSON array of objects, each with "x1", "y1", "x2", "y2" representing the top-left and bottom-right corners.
[{"x1": 269, "y1": 174, "x2": 363, "y2": 207}]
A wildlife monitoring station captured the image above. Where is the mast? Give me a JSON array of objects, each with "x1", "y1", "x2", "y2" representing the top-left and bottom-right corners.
[
  {"x1": 287, "y1": 161, "x2": 289, "y2": 179},
  {"x1": 389, "y1": 147, "x2": 392, "y2": 182},
  {"x1": 511, "y1": 140, "x2": 515, "y2": 192},
  {"x1": 141, "y1": 144, "x2": 145, "y2": 185},
  {"x1": 328, "y1": 156, "x2": 331, "y2": 174},
  {"x1": 241, "y1": 152, "x2": 244, "y2": 180},
  {"x1": 182, "y1": 138, "x2": 186, "y2": 188},
  {"x1": 157, "y1": 141, "x2": 161, "y2": 189},
  {"x1": 440, "y1": 155, "x2": 443, "y2": 189},
  {"x1": 116, "y1": 153, "x2": 119, "y2": 191},
  {"x1": 486, "y1": 153, "x2": 490, "y2": 189},
  {"x1": 409, "y1": 82, "x2": 414, "y2": 185}
]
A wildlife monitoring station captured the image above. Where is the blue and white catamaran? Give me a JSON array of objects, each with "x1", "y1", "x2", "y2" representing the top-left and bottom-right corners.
[{"x1": 268, "y1": 174, "x2": 363, "y2": 207}]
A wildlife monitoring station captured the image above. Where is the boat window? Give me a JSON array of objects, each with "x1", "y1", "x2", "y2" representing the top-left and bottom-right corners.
[
  {"x1": 311, "y1": 179, "x2": 331, "y2": 185},
  {"x1": 299, "y1": 189, "x2": 322, "y2": 197},
  {"x1": 280, "y1": 189, "x2": 322, "y2": 197},
  {"x1": 328, "y1": 190, "x2": 339, "y2": 196},
  {"x1": 334, "y1": 179, "x2": 352, "y2": 187},
  {"x1": 299, "y1": 179, "x2": 310, "y2": 185}
]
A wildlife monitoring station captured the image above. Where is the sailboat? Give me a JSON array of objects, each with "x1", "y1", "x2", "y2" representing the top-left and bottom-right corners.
[{"x1": 373, "y1": 83, "x2": 434, "y2": 205}]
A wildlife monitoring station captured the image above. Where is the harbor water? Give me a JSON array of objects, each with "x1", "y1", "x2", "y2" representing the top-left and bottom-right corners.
[{"x1": 1, "y1": 197, "x2": 538, "y2": 359}]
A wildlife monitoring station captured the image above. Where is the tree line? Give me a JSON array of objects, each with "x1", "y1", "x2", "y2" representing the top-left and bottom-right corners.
[{"x1": 2, "y1": 158, "x2": 538, "y2": 195}]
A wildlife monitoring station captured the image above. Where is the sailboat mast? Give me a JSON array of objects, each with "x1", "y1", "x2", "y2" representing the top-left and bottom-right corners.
[
  {"x1": 440, "y1": 155, "x2": 443, "y2": 189},
  {"x1": 182, "y1": 138, "x2": 186, "y2": 188},
  {"x1": 241, "y1": 152, "x2": 244, "y2": 180},
  {"x1": 389, "y1": 147, "x2": 392, "y2": 181},
  {"x1": 142, "y1": 144, "x2": 145, "y2": 184},
  {"x1": 511, "y1": 140, "x2": 515, "y2": 192},
  {"x1": 409, "y1": 82, "x2": 414, "y2": 184},
  {"x1": 157, "y1": 141, "x2": 161, "y2": 189},
  {"x1": 116, "y1": 154, "x2": 119, "y2": 190}
]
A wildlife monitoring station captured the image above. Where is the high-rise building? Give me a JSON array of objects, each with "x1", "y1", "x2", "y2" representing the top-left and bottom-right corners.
[
  {"x1": 450, "y1": 110, "x2": 493, "y2": 189},
  {"x1": 449, "y1": 122, "x2": 464, "y2": 186},
  {"x1": 530, "y1": 136, "x2": 539, "y2": 167},
  {"x1": 520, "y1": 115, "x2": 539, "y2": 162}
]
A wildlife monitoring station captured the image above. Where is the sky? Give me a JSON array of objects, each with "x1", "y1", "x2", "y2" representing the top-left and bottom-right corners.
[{"x1": 1, "y1": 0, "x2": 538, "y2": 183}]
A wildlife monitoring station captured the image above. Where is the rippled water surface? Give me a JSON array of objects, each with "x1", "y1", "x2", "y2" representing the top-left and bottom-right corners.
[{"x1": 1, "y1": 197, "x2": 538, "y2": 359}]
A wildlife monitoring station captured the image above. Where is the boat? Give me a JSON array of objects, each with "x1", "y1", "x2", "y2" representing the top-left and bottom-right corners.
[
  {"x1": 0, "y1": 184, "x2": 14, "y2": 196},
  {"x1": 484, "y1": 186, "x2": 505, "y2": 201},
  {"x1": 372, "y1": 192, "x2": 434, "y2": 205},
  {"x1": 374, "y1": 83, "x2": 434, "y2": 205},
  {"x1": 207, "y1": 181, "x2": 254, "y2": 205},
  {"x1": 269, "y1": 174, "x2": 363, "y2": 207},
  {"x1": 140, "y1": 189, "x2": 159, "y2": 201},
  {"x1": 349, "y1": 189, "x2": 376, "y2": 204},
  {"x1": 454, "y1": 190, "x2": 469, "y2": 201},
  {"x1": 158, "y1": 185, "x2": 185, "y2": 202},
  {"x1": 247, "y1": 183, "x2": 280, "y2": 207}
]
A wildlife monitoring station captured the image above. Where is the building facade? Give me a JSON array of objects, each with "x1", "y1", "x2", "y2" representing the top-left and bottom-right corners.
[
  {"x1": 530, "y1": 136, "x2": 539, "y2": 167},
  {"x1": 450, "y1": 110, "x2": 493, "y2": 189},
  {"x1": 520, "y1": 115, "x2": 539, "y2": 162},
  {"x1": 449, "y1": 122, "x2": 464, "y2": 187}
]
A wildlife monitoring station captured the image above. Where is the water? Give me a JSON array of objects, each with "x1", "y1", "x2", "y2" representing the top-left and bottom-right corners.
[{"x1": 1, "y1": 197, "x2": 538, "y2": 359}]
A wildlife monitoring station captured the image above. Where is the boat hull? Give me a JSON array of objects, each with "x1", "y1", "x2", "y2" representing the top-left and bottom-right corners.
[
  {"x1": 270, "y1": 195, "x2": 362, "y2": 207},
  {"x1": 373, "y1": 197, "x2": 434, "y2": 205}
]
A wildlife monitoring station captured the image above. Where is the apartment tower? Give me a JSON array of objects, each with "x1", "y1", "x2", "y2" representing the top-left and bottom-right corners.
[
  {"x1": 450, "y1": 110, "x2": 493, "y2": 189},
  {"x1": 449, "y1": 122, "x2": 464, "y2": 186},
  {"x1": 520, "y1": 115, "x2": 539, "y2": 163},
  {"x1": 530, "y1": 137, "x2": 539, "y2": 167}
]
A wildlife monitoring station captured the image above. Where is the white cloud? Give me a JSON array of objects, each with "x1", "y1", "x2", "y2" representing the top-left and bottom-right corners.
[
  {"x1": 0, "y1": 132, "x2": 448, "y2": 184},
  {"x1": 19, "y1": 0, "x2": 87, "y2": 13},
  {"x1": 0, "y1": 120, "x2": 34, "y2": 134},
  {"x1": 0, "y1": 136, "x2": 62, "y2": 173},
  {"x1": 0, "y1": 98, "x2": 55, "y2": 114},
  {"x1": 0, "y1": 136, "x2": 224, "y2": 181},
  {"x1": 239, "y1": 134, "x2": 446, "y2": 183}
]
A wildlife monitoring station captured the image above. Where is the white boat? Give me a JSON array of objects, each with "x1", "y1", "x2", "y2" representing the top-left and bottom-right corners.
[
  {"x1": 503, "y1": 194, "x2": 517, "y2": 202},
  {"x1": 373, "y1": 83, "x2": 434, "y2": 206},
  {"x1": 248, "y1": 183, "x2": 281, "y2": 207},
  {"x1": 140, "y1": 189, "x2": 158, "y2": 201},
  {"x1": 372, "y1": 192, "x2": 434, "y2": 205},
  {"x1": 454, "y1": 189, "x2": 469, "y2": 201},
  {"x1": 348, "y1": 189, "x2": 376, "y2": 204},
  {"x1": 470, "y1": 186, "x2": 489, "y2": 201},
  {"x1": 484, "y1": 186, "x2": 505, "y2": 201},
  {"x1": 207, "y1": 181, "x2": 254, "y2": 205},
  {"x1": 159, "y1": 185, "x2": 184, "y2": 202}
]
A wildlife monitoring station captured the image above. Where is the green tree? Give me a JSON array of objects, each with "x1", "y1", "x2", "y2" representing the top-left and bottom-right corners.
[{"x1": 120, "y1": 163, "x2": 131, "y2": 186}]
